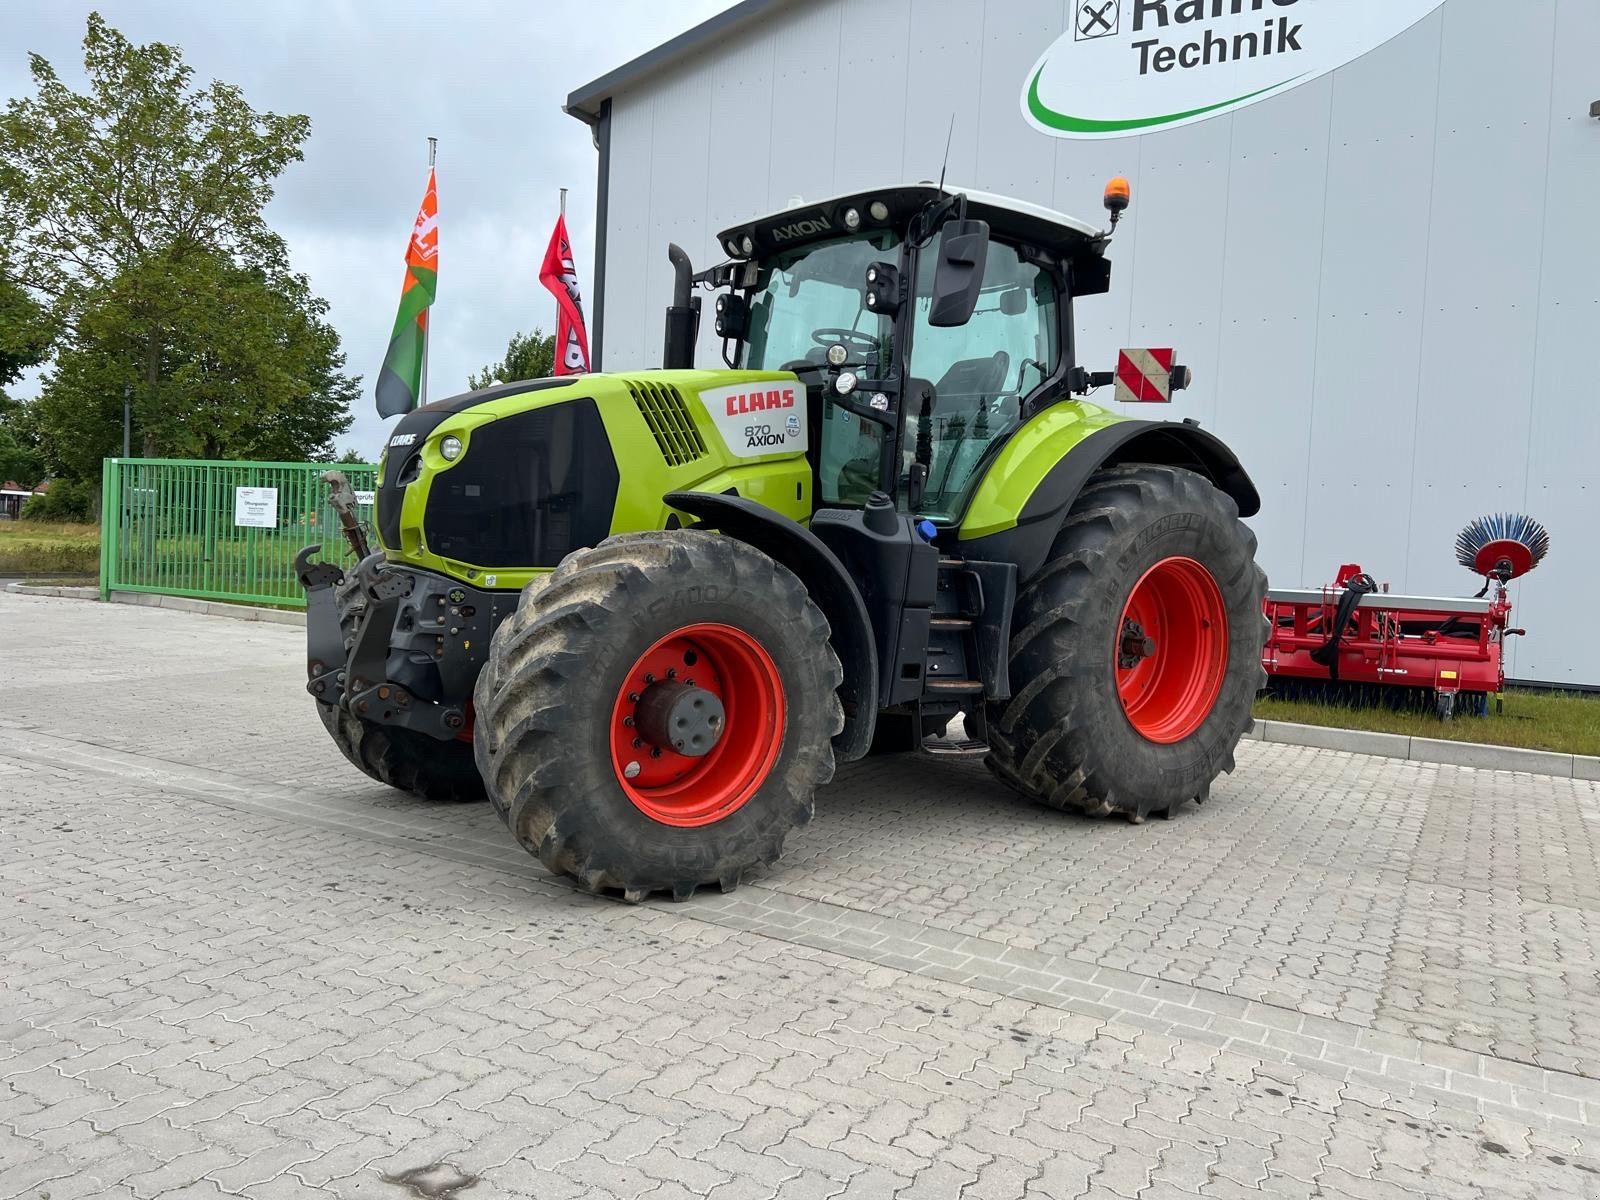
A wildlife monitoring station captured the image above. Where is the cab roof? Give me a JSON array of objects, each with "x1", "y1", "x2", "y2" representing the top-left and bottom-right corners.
[{"x1": 715, "y1": 184, "x2": 1105, "y2": 263}]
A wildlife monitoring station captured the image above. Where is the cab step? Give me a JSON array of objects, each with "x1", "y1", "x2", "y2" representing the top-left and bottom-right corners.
[
  {"x1": 924, "y1": 678, "x2": 984, "y2": 694},
  {"x1": 930, "y1": 616, "x2": 974, "y2": 631}
]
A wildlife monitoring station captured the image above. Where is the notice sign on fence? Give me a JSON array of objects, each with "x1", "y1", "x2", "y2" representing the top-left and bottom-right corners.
[{"x1": 233, "y1": 486, "x2": 279, "y2": 528}]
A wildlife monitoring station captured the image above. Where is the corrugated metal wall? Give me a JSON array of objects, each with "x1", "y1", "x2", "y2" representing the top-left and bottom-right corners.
[{"x1": 596, "y1": 0, "x2": 1599, "y2": 687}]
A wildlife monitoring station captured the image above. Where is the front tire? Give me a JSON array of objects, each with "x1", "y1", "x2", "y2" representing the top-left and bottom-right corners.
[
  {"x1": 984, "y1": 465, "x2": 1267, "y2": 821},
  {"x1": 473, "y1": 530, "x2": 843, "y2": 901}
]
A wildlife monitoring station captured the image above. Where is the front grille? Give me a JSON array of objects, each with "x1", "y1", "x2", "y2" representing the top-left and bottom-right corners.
[
  {"x1": 422, "y1": 398, "x2": 620, "y2": 569},
  {"x1": 627, "y1": 379, "x2": 707, "y2": 466}
]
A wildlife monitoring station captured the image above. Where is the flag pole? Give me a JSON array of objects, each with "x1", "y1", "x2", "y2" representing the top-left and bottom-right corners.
[
  {"x1": 420, "y1": 137, "x2": 437, "y2": 408},
  {"x1": 560, "y1": 187, "x2": 567, "y2": 218}
]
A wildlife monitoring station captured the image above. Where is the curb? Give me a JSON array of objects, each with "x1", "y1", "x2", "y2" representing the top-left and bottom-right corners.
[
  {"x1": 1246, "y1": 719, "x2": 1599, "y2": 782},
  {"x1": 5, "y1": 583, "x2": 305, "y2": 627},
  {"x1": 105, "y1": 589, "x2": 305, "y2": 626},
  {"x1": 4, "y1": 582, "x2": 98, "y2": 599}
]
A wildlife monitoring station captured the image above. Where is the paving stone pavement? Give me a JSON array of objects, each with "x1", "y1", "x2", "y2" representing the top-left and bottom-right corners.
[{"x1": 2, "y1": 591, "x2": 1598, "y2": 1199}]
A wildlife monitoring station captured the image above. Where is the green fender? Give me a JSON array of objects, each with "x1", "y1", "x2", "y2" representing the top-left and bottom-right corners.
[{"x1": 957, "y1": 399, "x2": 1260, "y2": 582}]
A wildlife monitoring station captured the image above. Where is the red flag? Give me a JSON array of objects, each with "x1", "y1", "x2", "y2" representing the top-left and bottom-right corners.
[{"x1": 539, "y1": 214, "x2": 590, "y2": 375}]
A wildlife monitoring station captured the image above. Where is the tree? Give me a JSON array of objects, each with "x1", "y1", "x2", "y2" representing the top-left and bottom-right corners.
[
  {"x1": 336, "y1": 447, "x2": 369, "y2": 465},
  {"x1": 27, "y1": 252, "x2": 357, "y2": 478},
  {"x1": 0, "y1": 14, "x2": 354, "y2": 472},
  {"x1": 0, "y1": 268, "x2": 53, "y2": 393},
  {"x1": 0, "y1": 269, "x2": 53, "y2": 486},
  {"x1": 468, "y1": 328, "x2": 555, "y2": 390}
]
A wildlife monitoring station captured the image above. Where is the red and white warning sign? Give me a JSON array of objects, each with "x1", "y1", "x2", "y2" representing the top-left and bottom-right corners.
[{"x1": 1115, "y1": 348, "x2": 1175, "y2": 404}]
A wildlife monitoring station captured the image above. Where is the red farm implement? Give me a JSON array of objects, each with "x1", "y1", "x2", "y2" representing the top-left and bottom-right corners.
[{"x1": 1262, "y1": 514, "x2": 1550, "y2": 720}]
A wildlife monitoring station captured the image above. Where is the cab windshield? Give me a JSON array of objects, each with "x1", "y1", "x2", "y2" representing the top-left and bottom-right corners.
[{"x1": 740, "y1": 233, "x2": 898, "y2": 374}]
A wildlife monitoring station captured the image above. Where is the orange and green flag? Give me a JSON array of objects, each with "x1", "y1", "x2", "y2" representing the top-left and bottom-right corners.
[{"x1": 375, "y1": 167, "x2": 439, "y2": 417}]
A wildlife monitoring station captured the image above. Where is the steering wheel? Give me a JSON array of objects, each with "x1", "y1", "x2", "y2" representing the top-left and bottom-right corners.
[{"x1": 812, "y1": 327, "x2": 882, "y2": 360}]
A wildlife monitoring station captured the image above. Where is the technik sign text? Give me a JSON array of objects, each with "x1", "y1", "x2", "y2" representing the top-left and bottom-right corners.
[{"x1": 1023, "y1": 0, "x2": 1449, "y2": 139}]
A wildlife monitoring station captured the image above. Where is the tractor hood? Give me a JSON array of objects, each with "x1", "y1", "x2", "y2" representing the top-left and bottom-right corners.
[{"x1": 374, "y1": 370, "x2": 812, "y2": 592}]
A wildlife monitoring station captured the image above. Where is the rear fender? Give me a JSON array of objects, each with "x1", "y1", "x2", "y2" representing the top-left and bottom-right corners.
[
  {"x1": 665, "y1": 491, "x2": 878, "y2": 762},
  {"x1": 958, "y1": 420, "x2": 1260, "y2": 583}
]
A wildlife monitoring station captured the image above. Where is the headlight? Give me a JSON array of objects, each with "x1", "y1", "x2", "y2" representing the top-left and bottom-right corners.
[
  {"x1": 826, "y1": 343, "x2": 849, "y2": 367},
  {"x1": 843, "y1": 207, "x2": 861, "y2": 230},
  {"x1": 869, "y1": 200, "x2": 889, "y2": 222},
  {"x1": 440, "y1": 435, "x2": 463, "y2": 461},
  {"x1": 741, "y1": 235, "x2": 755, "y2": 255},
  {"x1": 835, "y1": 372, "x2": 858, "y2": 397}
]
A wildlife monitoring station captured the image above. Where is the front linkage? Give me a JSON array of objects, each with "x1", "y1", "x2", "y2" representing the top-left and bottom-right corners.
[{"x1": 295, "y1": 472, "x2": 516, "y2": 744}]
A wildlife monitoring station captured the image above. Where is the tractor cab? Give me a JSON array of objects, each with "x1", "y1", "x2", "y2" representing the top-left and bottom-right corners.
[{"x1": 676, "y1": 185, "x2": 1112, "y2": 525}]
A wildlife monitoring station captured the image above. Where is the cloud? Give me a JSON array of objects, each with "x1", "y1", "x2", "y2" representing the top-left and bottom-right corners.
[{"x1": 1, "y1": 0, "x2": 738, "y2": 457}]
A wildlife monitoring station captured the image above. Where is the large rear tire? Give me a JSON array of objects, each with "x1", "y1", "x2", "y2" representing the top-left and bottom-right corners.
[
  {"x1": 474, "y1": 530, "x2": 843, "y2": 901},
  {"x1": 984, "y1": 465, "x2": 1267, "y2": 821},
  {"x1": 314, "y1": 571, "x2": 484, "y2": 802}
]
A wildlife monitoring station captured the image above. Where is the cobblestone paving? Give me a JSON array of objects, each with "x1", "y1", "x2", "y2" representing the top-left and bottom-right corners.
[{"x1": 2, "y1": 592, "x2": 1598, "y2": 1198}]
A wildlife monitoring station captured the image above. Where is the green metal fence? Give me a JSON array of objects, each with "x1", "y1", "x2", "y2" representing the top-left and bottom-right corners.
[{"x1": 99, "y1": 458, "x2": 378, "y2": 608}]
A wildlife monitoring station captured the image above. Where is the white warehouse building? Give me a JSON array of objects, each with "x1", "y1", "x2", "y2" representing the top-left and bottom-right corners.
[{"x1": 566, "y1": 0, "x2": 1599, "y2": 689}]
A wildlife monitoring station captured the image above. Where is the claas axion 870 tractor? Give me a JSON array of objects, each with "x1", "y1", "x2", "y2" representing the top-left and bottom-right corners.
[{"x1": 298, "y1": 180, "x2": 1269, "y2": 901}]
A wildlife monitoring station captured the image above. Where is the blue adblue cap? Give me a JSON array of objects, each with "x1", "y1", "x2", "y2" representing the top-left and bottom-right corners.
[{"x1": 915, "y1": 519, "x2": 938, "y2": 543}]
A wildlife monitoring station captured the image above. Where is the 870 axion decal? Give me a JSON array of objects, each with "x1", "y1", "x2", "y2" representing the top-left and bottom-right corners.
[{"x1": 696, "y1": 380, "x2": 809, "y2": 459}]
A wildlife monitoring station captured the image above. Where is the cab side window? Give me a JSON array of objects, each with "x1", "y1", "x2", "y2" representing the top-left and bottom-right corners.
[{"x1": 905, "y1": 242, "x2": 1060, "y2": 519}]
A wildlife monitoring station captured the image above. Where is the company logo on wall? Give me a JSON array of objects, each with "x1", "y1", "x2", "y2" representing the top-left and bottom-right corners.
[{"x1": 1024, "y1": 0, "x2": 1448, "y2": 139}]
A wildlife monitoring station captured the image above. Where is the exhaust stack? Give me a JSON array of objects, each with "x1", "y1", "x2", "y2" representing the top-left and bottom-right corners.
[{"x1": 662, "y1": 244, "x2": 701, "y2": 370}]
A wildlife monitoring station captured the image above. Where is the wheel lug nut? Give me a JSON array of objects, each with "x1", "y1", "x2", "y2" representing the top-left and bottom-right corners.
[
  {"x1": 650, "y1": 747, "x2": 662, "y2": 759},
  {"x1": 623, "y1": 716, "x2": 634, "y2": 727},
  {"x1": 628, "y1": 692, "x2": 640, "y2": 703},
  {"x1": 644, "y1": 673, "x2": 655, "y2": 684}
]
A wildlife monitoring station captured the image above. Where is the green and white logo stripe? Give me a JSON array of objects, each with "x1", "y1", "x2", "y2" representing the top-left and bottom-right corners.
[{"x1": 1025, "y1": 66, "x2": 1302, "y2": 135}]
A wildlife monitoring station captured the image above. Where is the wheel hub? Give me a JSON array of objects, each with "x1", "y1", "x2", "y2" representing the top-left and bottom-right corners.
[
  {"x1": 1118, "y1": 618, "x2": 1157, "y2": 668},
  {"x1": 608, "y1": 623, "x2": 785, "y2": 828},
  {"x1": 632, "y1": 680, "x2": 726, "y2": 757}
]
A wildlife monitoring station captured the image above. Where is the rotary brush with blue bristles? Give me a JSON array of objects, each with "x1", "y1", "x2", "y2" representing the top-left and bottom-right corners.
[{"x1": 1455, "y1": 512, "x2": 1550, "y2": 581}]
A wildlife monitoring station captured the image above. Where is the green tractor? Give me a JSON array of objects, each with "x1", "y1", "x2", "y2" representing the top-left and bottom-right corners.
[{"x1": 298, "y1": 182, "x2": 1268, "y2": 901}]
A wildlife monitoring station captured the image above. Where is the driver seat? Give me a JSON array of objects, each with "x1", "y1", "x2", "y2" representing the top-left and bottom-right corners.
[{"x1": 933, "y1": 352, "x2": 1010, "y2": 435}]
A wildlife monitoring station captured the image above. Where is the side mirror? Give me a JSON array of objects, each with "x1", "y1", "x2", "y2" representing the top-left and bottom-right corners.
[{"x1": 927, "y1": 219, "x2": 990, "y2": 328}]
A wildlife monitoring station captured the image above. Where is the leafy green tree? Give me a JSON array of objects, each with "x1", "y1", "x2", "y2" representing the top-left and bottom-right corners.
[
  {"x1": 28, "y1": 252, "x2": 358, "y2": 477},
  {"x1": 0, "y1": 396, "x2": 45, "y2": 487},
  {"x1": 468, "y1": 328, "x2": 556, "y2": 390},
  {"x1": 336, "y1": 447, "x2": 369, "y2": 465},
  {"x1": 0, "y1": 13, "x2": 353, "y2": 473},
  {"x1": 0, "y1": 269, "x2": 53, "y2": 486},
  {"x1": 21, "y1": 478, "x2": 93, "y2": 523},
  {"x1": 0, "y1": 269, "x2": 53, "y2": 393}
]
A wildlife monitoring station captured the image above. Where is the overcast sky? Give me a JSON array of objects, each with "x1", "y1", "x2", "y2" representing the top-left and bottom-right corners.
[{"x1": 1, "y1": 0, "x2": 738, "y2": 456}]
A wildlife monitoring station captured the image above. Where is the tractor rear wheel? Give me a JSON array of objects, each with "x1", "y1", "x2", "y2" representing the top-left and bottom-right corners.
[
  {"x1": 984, "y1": 465, "x2": 1267, "y2": 821},
  {"x1": 315, "y1": 571, "x2": 484, "y2": 802},
  {"x1": 473, "y1": 530, "x2": 842, "y2": 901}
]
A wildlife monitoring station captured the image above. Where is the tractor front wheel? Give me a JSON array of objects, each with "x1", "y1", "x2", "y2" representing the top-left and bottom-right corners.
[
  {"x1": 985, "y1": 465, "x2": 1267, "y2": 821},
  {"x1": 473, "y1": 530, "x2": 843, "y2": 901}
]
